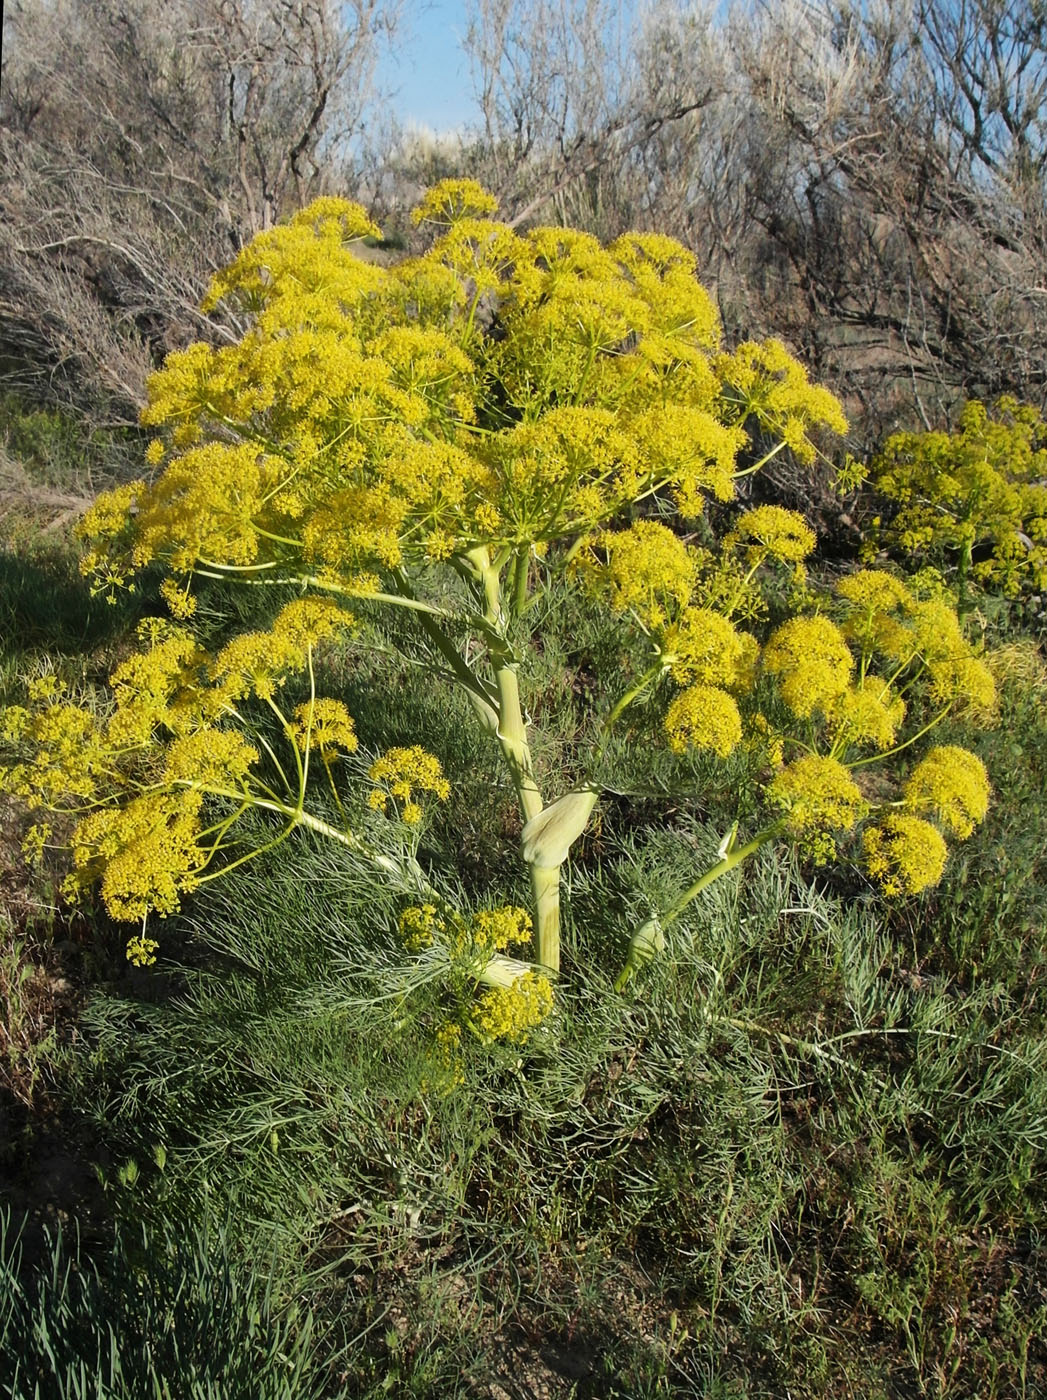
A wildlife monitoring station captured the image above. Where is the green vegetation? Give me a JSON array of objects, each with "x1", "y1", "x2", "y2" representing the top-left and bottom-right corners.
[{"x1": 1, "y1": 193, "x2": 1045, "y2": 1398}]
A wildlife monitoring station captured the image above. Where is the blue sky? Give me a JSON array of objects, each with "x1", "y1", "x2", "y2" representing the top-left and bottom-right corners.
[{"x1": 380, "y1": 2, "x2": 479, "y2": 133}]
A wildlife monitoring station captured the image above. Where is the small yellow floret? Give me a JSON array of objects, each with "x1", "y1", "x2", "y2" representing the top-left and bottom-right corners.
[
  {"x1": 399, "y1": 903, "x2": 446, "y2": 951},
  {"x1": 836, "y1": 569, "x2": 914, "y2": 613},
  {"x1": 126, "y1": 934, "x2": 159, "y2": 967},
  {"x1": 575, "y1": 520, "x2": 696, "y2": 627}
]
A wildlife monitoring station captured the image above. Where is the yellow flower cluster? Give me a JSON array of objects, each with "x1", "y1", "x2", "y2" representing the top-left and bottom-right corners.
[
  {"x1": 410, "y1": 178, "x2": 499, "y2": 226},
  {"x1": 0, "y1": 697, "x2": 103, "y2": 805},
  {"x1": 903, "y1": 746, "x2": 990, "y2": 839},
  {"x1": 768, "y1": 756, "x2": 867, "y2": 834},
  {"x1": 717, "y1": 340, "x2": 848, "y2": 462},
  {"x1": 834, "y1": 577, "x2": 997, "y2": 720},
  {"x1": 289, "y1": 699, "x2": 358, "y2": 760},
  {"x1": 398, "y1": 903, "x2": 446, "y2": 951},
  {"x1": 659, "y1": 608, "x2": 749, "y2": 687},
  {"x1": 65, "y1": 790, "x2": 206, "y2": 921},
  {"x1": 574, "y1": 521, "x2": 697, "y2": 627},
  {"x1": 469, "y1": 906, "x2": 533, "y2": 954},
  {"x1": 75, "y1": 185, "x2": 846, "y2": 604},
  {"x1": 368, "y1": 745, "x2": 451, "y2": 823},
  {"x1": 1, "y1": 597, "x2": 366, "y2": 924},
  {"x1": 867, "y1": 396, "x2": 1047, "y2": 598},
  {"x1": 470, "y1": 971, "x2": 555, "y2": 1045},
  {"x1": 725, "y1": 506, "x2": 816, "y2": 565},
  {"x1": 763, "y1": 616, "x2": 854, "y2": 718},
  {"x1": 212, "y1": 597, "x2": 353, "y2": 703},
  {"x1": 664, "y1": 685, "x2": 743, "y2": 757},
  {"x1": 862, "y1": 814, "x2": 948, "y2": 895},
  {"x1": 162, "y1": 728, "x2": 259, "y2": 787},
  {"x1": 827, "y1": 677, "x2": 906, "y2": 752},
  {"x1": 201, "y1": 199, "x2": 381, "y2": 318},
  {"x1": 126, "y1": 933, "x2": 159, "y2": 967}
]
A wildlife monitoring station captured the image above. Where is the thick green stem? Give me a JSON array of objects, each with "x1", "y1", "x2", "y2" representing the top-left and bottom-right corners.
[
  {"x1": 468, "y1": 544, "x2": 565, "y2": 971},
  {"x1": 530, "y1": 862, "x2": 562, "y2": 974},
  {"x1": 495, "y1": 659, "x2": 562, "y2": 972},
  {"x1": 494, "y1": 663, "x2": 543, "y2": 824},
  {"x1": 512, "y1": 547, "x2": 530, "y2": 617}
]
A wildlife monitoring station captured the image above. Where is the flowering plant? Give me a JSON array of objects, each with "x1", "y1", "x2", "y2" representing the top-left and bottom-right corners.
[
  {"x1": 1, "y1": 181, "x2": 996, "y2": 1039},
  {"x1": 861, "y1": 397, "x2": 1047, "y2": 607}
]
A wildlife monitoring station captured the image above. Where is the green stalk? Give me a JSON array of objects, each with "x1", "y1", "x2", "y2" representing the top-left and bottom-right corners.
[
  {"x1": 616, "y1": 821, "x2": 785, "y2": 989},
  {"x1": 594, "y1": 663, "x2": 664, "y2": 762},
  {"x1": 512, "y1": 546, "x2": 530, "y2": 617},
  {"x1": 467, "y1": 544, "x2": 566, "y2": 973}
]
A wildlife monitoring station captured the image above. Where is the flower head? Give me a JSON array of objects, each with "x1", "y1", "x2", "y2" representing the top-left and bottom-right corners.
[
  {"x1": 904, "y1": 746, "x2": 990, "y2": 838},
  {"x1": 768, "y1": 756, "x2": 866, "y2": 833},
  {"x1": 289, "y1": 699, "x2": 358, "y2": 760},
  {"x1": 664, "y1": 685, "x2": 742, "y2": 757},
  {"x1": 727, "y1": 505, "x2": 816, "y2": 564},
  {"x1": 763, "y1": 616, "x2": 854, "y2": 718},
  {"x1": 470, "y1": 971, "x2": 554, "y2": 1045},
  {"x1": 368, "y1": 745, "x2": 450, "y2": 822},
  {"x1": 659, "y1": 608, "x2": 748, "y2": 687},
  {"x1": 863, "y1": 814, "x2": 948, "y2": 895}
]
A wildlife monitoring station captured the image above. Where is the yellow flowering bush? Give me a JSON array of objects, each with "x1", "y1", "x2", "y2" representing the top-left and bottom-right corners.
[
  {"x1": 862, "y1": 397, "x2": 1047, "y2": 605},
  {"x1": 0, "y1": 181, "x2": 1000, "y2": 1034}
]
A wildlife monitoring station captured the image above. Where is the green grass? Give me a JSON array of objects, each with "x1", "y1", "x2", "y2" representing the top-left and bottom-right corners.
[{"x1": 0, "y1": 1208, "x2": 328, "y2": 1400}]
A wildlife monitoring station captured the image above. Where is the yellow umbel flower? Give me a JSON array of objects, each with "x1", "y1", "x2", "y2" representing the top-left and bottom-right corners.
[
  {"x1": 664, "y1": 685, "x2": 742, "y2": 757},
  {"x1": 411, "y1": 178, "x2": 499, "y2": 226},
  {"x1": 659, "y1": 608, "x2": 747, "y2": 687},
  {"x1": 289, "y1": 699, "x2": 358, "y2": 760},
  {"x1": 211, "y1": 598, "x2": 352, "y2": 703},
  {"x1": 827, "y1": 677, "x2": 906, "y2": 752},
  {"x1": 727, "y1": 506, "x2": 816, "y2": 564},
  {"x1": 368, "y1": 745, "x2": 451, "y2": 822},
  {"x1": 768, "y1": 756, "x2": 866, "y2": 833},
  {"x1": 163, "y1": 728, "x2": 260, "y2": 787},
  {"x1": 470, "y1": 971, "x2": 554, "y2": 1045},
  {"x1": 904, "y1": 746, "x2": 990, "y2": 838},
  {"x1": 928, "y1": 653, "x2": 997, "y2": 718},
  {"x1": 126, "y1": 934, "x2": 159, "y2": 967},
  {"x1": 470, "y1": 906, "x2": 533, "y2": 954},
  {"x1": 837, "y1": 569, "x2": 914, "y2": 613},
  {"x1": 863, "y1": 814, "x2": 948, "y2": 895},
  {"x1": 398, "y1": 903, "x2": 446, "y2": 951},
  {"x1": 576, "y1": 521, "x2": 697, "y2": 628},
  {"x1": 718, "y1": 339, "x2": 848, "y2": 461},
  {"x1": 66, "y1": 790, "x2": 206, "y2": 921},
  {"x1": 763, "y1": 616, "x2": 854, "y2": 718}
]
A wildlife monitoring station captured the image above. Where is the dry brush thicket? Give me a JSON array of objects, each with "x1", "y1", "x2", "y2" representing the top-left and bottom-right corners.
[{"x1": 1, "y1": 0, "x2": 1044, "y2": 444}]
